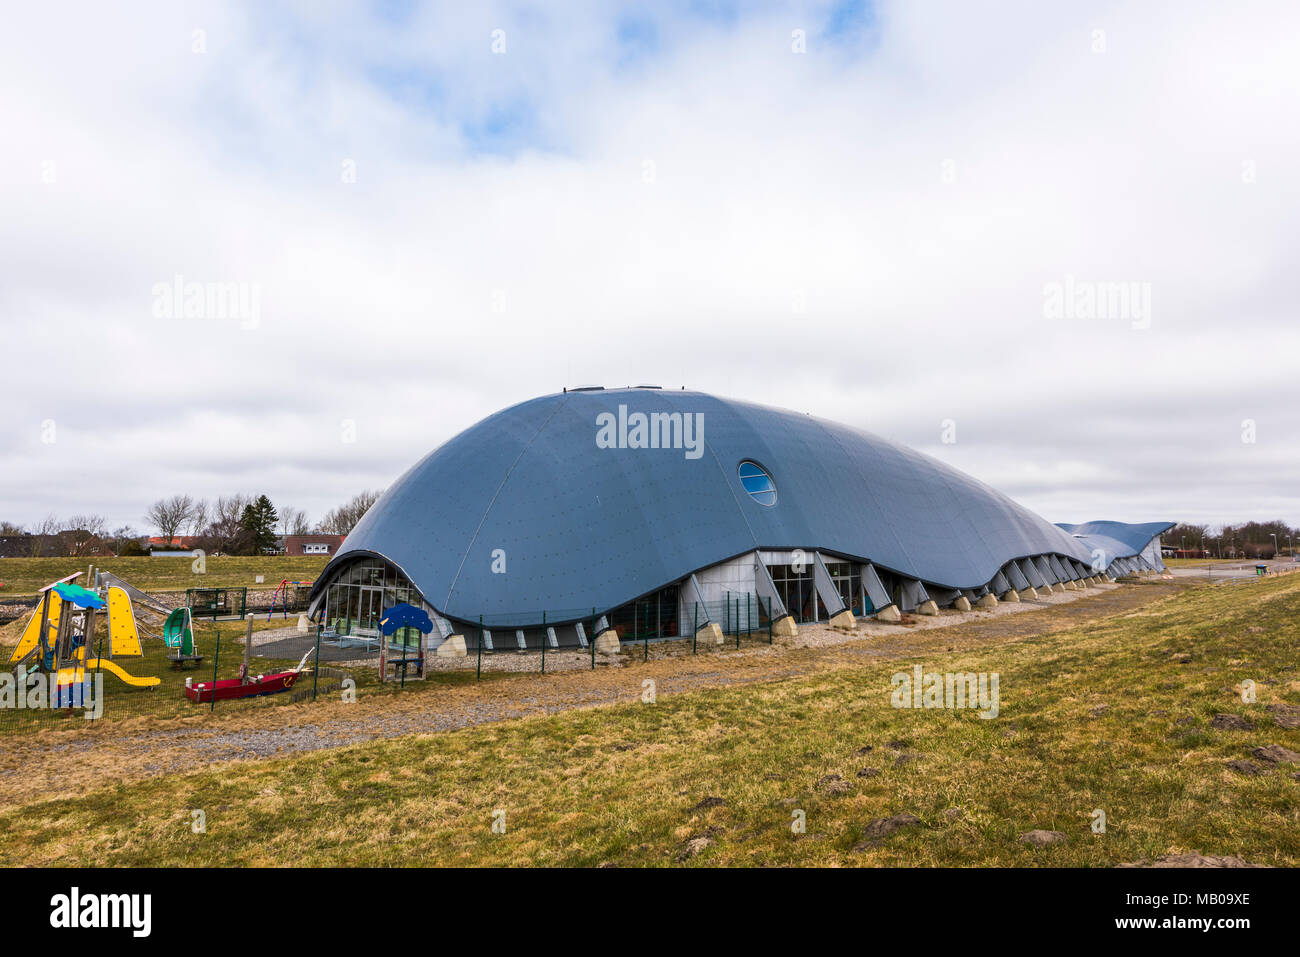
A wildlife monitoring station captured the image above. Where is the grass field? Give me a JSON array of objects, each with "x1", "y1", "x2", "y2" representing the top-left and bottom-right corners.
[
  {"x1": 0, "y1": 556, "x2": 330, "y2": 598},
  {"x1": 2, "y1": 577, "x2": 1297, "y2": 866}
]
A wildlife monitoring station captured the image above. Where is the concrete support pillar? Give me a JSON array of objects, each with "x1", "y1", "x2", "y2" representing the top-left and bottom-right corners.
[
  {"x1": 1020, "y1": 586, "x2": 1039, "y2": 599},
  {"x1": 436, "y1": 634, "x2": 467, "y2": 657},
  {"x1": 952, "y1": 595, "x2": 972, "y2": 612},
  {"x1": 875, "y1": 604, "x2": 902, "y2": 622},
  {"x1": 915, "y1": 600, "x2": 939, "y2": 616},
  {"x1": 695, "y1": 622, "x2": 724, "y2": 645},
  {"x1": 978, "y1": 593, "x2": 1000, "y2": 608},
  {"x1": 828, "y1": 608, "x2": 857, "y2": 631},
  {"x1": 593, "y1": 629, "x2": 621, "y2": 654},
  {"x1": 771, "y1": 614, "x2": 799, "y2": 637}
]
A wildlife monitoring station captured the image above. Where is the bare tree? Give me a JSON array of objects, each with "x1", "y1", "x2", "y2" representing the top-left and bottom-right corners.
[
  {"x1": 316, "y1": 489, "x2": 384, "y2": 535},
  {"x1": 196, "y1": 494, "x2": 253, "y2": 554},
  {"x1": 145, "y1": 494, "x2": 195, "y2": 542},
  {"x1": 279, "y1": 506, "x2": 310, "y2": 537},
  {"x1": 29, "y1": 513, "x2": 60, "y2": 556},
  {"x1": 107, "y1": 524, "x2": 143, "y2": 554},
  {"x1": 188, "y1": 498, "x2": 210, "y2": 536},
  {"x1": 0, "y1": 520, "x2": 25, "y2": 535},
  {"x1": 60, "y1": 514, "x2": 108, "y2": 556}
]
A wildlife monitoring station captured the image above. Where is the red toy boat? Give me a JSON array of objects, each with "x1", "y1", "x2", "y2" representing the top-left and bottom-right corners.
[{"x1": 184, "y1": 669, "x2": 301, "y2": 703}]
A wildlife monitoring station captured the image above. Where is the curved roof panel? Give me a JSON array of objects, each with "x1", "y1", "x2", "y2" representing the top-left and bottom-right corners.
[
  {"x1": 1056, "y1": 520, "x2": 1174, "y2": 563},
  {"x1": 314, "y1": 389, "x2": 1128, "y2": 621}
]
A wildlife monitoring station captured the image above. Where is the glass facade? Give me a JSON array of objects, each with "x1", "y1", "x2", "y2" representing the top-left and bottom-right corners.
[
  {"x1": 607, "y1": 584, "x2": 680, "y2": 640},
  {"x1": 826, "y1": 561, "x2": 864, "y2": 614},
  {"x1": 767, "y1": 562, "x2": 819, "y2": 622},
  {"x1": 321, "y1": 557, "x2": 431, "y2": 649},
  {"x1": 766, "y1": 559, "x2": 864, "y2": 622}
]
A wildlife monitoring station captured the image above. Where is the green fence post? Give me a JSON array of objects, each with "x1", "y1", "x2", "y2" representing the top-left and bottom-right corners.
[
  {"x1": 590, "y1": 608, "x2": 596, "y2": 670},
  {"x1": 477, "y1": 615, "x2": 483, "y2": 680},
  {"x1": 210, "y1": 630, "x2": 220, "y2": 713},
  {"x1": 541, "y1": 611, "x2": 546, "y2": 674},
  {"x1": 312, "y1": 623, "x2": 321, "y2": 702}
]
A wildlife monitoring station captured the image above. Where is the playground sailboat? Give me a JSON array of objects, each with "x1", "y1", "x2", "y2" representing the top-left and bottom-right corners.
[{"x1": 183, "y1": 649, "x2": 315, "y2": 703}]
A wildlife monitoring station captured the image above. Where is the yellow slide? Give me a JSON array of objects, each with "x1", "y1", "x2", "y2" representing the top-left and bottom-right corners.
[
  {"x1": 84, "y1": 657, "x2": 161, "y2": 688},
  {"x1": 8, "y1": 591, "x2": 62, "y2": 665},
  {"x1": 57, "y1": 648, "x2": 160, "y2": 688}
]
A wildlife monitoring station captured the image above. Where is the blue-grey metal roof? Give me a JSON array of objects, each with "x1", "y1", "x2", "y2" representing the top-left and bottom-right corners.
[
  {"x1": 313, "y1": 389, "x2": 1164, "y2": 623},
  {"x1": 1056, "y1": 520, "x2": 1174, "y2": 554},
  {"x1": 1056, "y1": 520, "x2": 1174, "y2": 569}
]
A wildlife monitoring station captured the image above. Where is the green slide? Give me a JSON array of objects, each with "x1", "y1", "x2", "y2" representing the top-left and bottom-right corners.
[{"x1": 163, "y1": 608, "x2": 195, "y2": 657}]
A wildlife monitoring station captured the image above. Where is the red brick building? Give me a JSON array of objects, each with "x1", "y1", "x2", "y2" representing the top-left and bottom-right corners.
[{"x1": 282, "y1": 534, "x2": 346, "y2": 556}]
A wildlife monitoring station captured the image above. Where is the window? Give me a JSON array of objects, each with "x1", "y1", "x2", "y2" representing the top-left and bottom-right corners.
[
  {"x1": 323, "y1": 557, "x2": 430, "y2": 645},
  {"x1": 738, "y1": 460, "x2": 777, "y2": 506},
  {"x1": 767, "y1": 563, "x2": 816, "y2": 622}
]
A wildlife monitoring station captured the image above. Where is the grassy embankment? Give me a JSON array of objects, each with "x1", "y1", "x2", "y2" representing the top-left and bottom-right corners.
[
  {"x1": 0, "y1": 555, "x2": 330, "y2": 598},
  {"x1": 1, "y1": 577, "x2": 1298, "y2": 866}
]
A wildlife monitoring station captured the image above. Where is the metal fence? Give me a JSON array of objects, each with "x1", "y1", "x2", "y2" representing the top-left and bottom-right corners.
[
  {"x1": 0, "y1": 623, "x2": 345, "y2": 734},
  {"x1": 458, "y1": 594, "x2": 774, "y2": 677},
  {"x1": 186, "y1": 586, "x2": 248, "y2": 620},
  {"x1": 1, "y1": 593, "x2": 777, "y2": 735}
]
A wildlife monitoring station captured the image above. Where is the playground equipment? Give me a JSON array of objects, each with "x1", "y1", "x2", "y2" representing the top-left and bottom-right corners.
[
  {"x1": 184, "y1": 649, "x2": 315, "y2": 704},
  {"x1": 186, "y1": 586, "x2": 247, "y2": 621},
  {"x1": 377, "y1": 602, "x2": 430, "y2": 684},
  {"x1": 266, "y1": 579, "x2": 314, "y2": 620},
  {"x1": 162, "y1": 607, "x2": 203, "y2": 668},
  {"x1": 7, "y1": 573, "x2": 161, "y2": 696}
]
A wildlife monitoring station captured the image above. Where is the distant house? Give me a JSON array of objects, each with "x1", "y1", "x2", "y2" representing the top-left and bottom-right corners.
[
  {"x1": 147, "y1": 536, "x2": 202, "y2": 549},
  {"x1": 283, "y1": 534, "x2": 346, "y2": 556},
  {"x1": 0, "y1": 532, "x2": 116, "y2": 558}
]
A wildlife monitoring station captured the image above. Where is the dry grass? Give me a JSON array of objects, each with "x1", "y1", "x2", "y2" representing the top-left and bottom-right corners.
[
  {"x1": 2, "y1": 577, "x2": 1297, "y2": 867},
  {"x1": 0, "y1": 555, "x2": 328, "y2": 598}
]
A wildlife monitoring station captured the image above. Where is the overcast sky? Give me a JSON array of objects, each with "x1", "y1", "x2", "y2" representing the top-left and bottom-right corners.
[{"x1": 2, "y1": 0, "x2": 1296, "y2": 534}]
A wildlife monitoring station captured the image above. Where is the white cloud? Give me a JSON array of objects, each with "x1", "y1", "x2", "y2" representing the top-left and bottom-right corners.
[{"x1": 1, "y1": 0, "x2": 1297, "y2": 531}]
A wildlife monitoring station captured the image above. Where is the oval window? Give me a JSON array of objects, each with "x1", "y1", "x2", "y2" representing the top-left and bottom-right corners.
[{"x1": 738, "y1": 460, "x2": 777, "y2": 506}]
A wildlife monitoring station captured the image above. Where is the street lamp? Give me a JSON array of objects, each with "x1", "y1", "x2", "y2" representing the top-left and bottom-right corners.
[{"x1": 1271, "y1": 533, "x2": 1279, "y2": 561}]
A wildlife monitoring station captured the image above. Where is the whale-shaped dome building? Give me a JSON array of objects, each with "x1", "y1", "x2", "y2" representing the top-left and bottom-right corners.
[{"x1": 308, "y1": 388, "x2": 1171, "y2": 651}]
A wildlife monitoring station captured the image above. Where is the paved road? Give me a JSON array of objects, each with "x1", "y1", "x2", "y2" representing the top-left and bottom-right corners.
[{"x1": 1166, "y1": 559, "x2": 1300, "y2": 581}]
